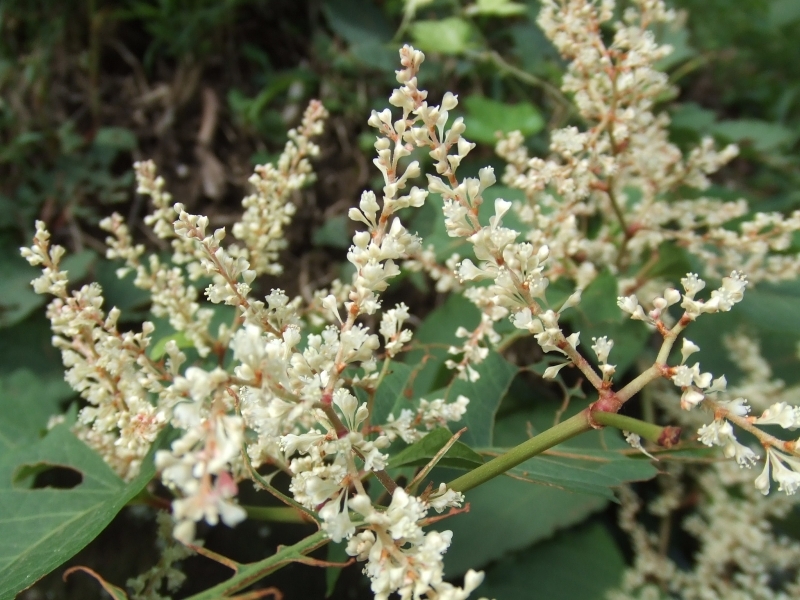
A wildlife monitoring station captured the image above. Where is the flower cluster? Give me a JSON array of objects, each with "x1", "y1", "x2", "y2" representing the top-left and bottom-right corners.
[
  {"x1": 24, "y1": 63, "x2": 481, "y2": 597},
  {"x1": 22, "y1": 221, "x2": 168, "y2": 481},
  {"x1": 496, "y1": 0, "x2": 800, "y2": 287},
  {"x1": 231, "y1": 100, "x2": 328, "y2": 276},
  {"x1": 346, "y1": 489, "x2": 483, "y2": 600}
]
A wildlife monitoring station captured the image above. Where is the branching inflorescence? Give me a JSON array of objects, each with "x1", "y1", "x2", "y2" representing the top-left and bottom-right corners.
[{"x1": 20, "y1": 0, "x2": 800, "y2": 599}]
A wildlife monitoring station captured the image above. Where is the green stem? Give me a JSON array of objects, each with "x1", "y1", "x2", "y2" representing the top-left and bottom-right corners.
[
  {"x1": 591, "y1": 412, "x2": 675, "y2": 446},
  {"x1": 447, "y1": 411, "x2": 591, "y2": 493},
  {"x1": 243, "y1": 505, "x2": 310, "y2": 523},
  {"x1": 185, "y1": 530, "x2": 329, "y2": 600}
]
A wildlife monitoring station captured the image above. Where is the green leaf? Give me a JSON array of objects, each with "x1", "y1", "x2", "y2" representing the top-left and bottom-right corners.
[
  {"x1": 0, "y1": 312, "x2": 66, "y2": 378},
  {"x1": 770, "y1": 0, "x2": 800, "y2": 28},
  {"x1": 566, "y1": 270, "x2": 650, "y2": 377},
  {"x1": 0, "y1": 242, "x2": 96, "y2": 330},
  {"x1": 640, "y1": 242, "x2": 692, "y2": 282},
  {"x1": 440, "y1": 351, "x2": 519, "y2": 447},
  {"x1": 0, "y1": 425, "x2": 157, "y2": 597},
  {"x1": 499, "y1": 447, "x2": 656, "y2": 500},
  {"x1": 467, "y1": 0, "x2": 527, "y2": 17},
  {"x1": 463, "y1": 96, "x2": 545, "y2": 145},
  {"x1": 95, "y1": 258, "x2": 151, "y2": 318},
  {"x1": 393, "y1": 351, "x2": 517, "y2": 448},
  {"x1": 490, "y1": 406, "x2": 657, "y2": 500},
  {"x1": 654, "y1": 24, "x2": 696, "y2": 72},
  {"x1": 439, "y1": 467, "x2": 606, "y2": 575},
  {"x1": 476, "y1": 522, "x2": 626, "y2": 599},
  {"x1": 364, "y1": 361, "x2": 417, "y2": 426},
  {"x1": 410, "y1": 18, "x2": 475, "y2": 55},
  {"x1": 402, "y1": 294, "x2": 480, "y2": 398},
  {"x1": 735, "y1": 279, "x2": 800, "y2": 334},
  {"x1": 325, "y1": 541, "x2": 350, "y2": 597},
  {"x1": 312, "y1": 215, "x2": 351, "y2": 249},
  {"x1": 322, "y1": 0, "x2": 393, "y2": 45},
  {"x1": 93, "y1": 127, "x2": 137, "y2": 151},
  {"x1": 670, "y1": 102, "x2": 717, "y2": 133},
  {"x1": 437, "y1": 403, "x2": 655, "y2": 575},
  {"x1": 61, "y1": 250, "x2": 97, "y2": 283},
  {"x1": 388, "y1": 428, "x2": 484, "y2": 470},
  {"x1": 711, "y1": 119, "x2": 798, "y2": 153},
  {"x1": 0, "y1": 370, "x2": 73, "y2": 457},
  {"x1": 149, "y1": 331, "x2": 193, "y2": 360},
  {"x1": 0, "y1": 248, "x2": 45, "y2": 329}
]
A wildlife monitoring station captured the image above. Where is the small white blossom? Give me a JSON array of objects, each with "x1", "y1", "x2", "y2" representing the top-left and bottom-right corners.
[{"x1": 754, "y1": 402, "x2": 800, "y2": 430}]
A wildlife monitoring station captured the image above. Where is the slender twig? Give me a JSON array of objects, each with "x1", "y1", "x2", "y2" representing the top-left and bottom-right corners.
[
  {"x1": 407, "y1": 428, "x2": 467, "y2": 495},
  {"x1": 243, "y1": 505, "x2": 312, "y2": 524},
  {"x1": 592, "y1": 411, "x2": 681, "y2": 447},
  {"x1": 447, "y1": 411, "x2": 592, "y2": 493},
  {"x1": 184, "y1": 531, "x2": 329, "y2": 600}
]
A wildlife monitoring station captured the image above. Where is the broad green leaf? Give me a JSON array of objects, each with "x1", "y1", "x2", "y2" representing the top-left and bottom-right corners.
[
  {"x1": 361, "y1": 361, "x2": 416, "y2": 426},
  {"x1": 670, "y1": 102, "x2": 717, "y2": 133},
  {"x1": 654, "y1": 24, "x2": 696, "y2": 72},
  {"x1": 440, "y1": 351, "x2": 519, "y2": 447},
  {"x1": 735, "y1": 279, "x2": 800, "y2": 334},
  {"x1": 394, "y1": 351, "x2": 518, "y2": 448},
  {"x1": 437, "y1": 404, "x2": 655, "y2": 575},
  {"x1": 0, "y1": 313, "x2": 66, "y2": 378},
  {"x1": 439, "y1": 468, "x2": 606, "y2": 575},
  {"x1": 463, "y1": 96, "x2": 545, "y2": 145},
  {"x1": 770, "y1": 0, "x2": 800, "y2": 27},
  {"x1": 410, "y1": 18, "x2": 475, "y2": 55},
  {"x1": 496, "y1": 447, "x2": 656, "y2": 501},
  {"x1": 61, "y1": 249, "x2": 97, "y2": 283},
  {"x1": 349, "y1": 40, "x2": 400, "y2": 71},
  {"x1": 711, "y1": 119, "x2": 797, "y2": 153},
  {"x1": 476, "y1": 522, "x2": 626, "y2": 599},
  {"x1": 388, "y1": 428, "x2": 484, "y2": 470},
  {"x1": 573, "y1": 269, "x2": 620, "y2": 323},
  {"x1": 0, "y1": 425, "x2": 157, "y2": 597},
  {"x1": 0, "y1": 242, "x2": 94, "y2": 329},
  {"x1": 408, "y1": 199, "x2": 470, "y2": 263},
  {"x1": 490, "y1": 406, "x2": 657, "y2": 500},
  {"x1": 0, "y1": 370, "x2": 72, "y2": 456},
  {"x1": 641, "y1": 242, "x2": 692, "y2": 283},
  {"x1": 402, "y1": 294, "x2": 480, "y2": 398}
]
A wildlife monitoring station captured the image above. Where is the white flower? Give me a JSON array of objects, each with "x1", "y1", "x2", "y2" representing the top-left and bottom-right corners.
[
  {"x1": 707, "y1": 271, "x2": 747, "y2": 312},
  {"x1": 755, "y1": 457, "x2": 771, "y2": 495},
  {"x1": 680, "y1": 388, "x2": 705, "y2": 411},
  {"x1": 591, "y1": 336, "x2": 614, "y2": 364},
  {"x1": 427, "y1": 483, "x2": 465, "y2": 513},
  {"x1": 543, "y1": 362, "x2": 571, "y2": 380},
  {"x1": 680, "y1": 339, "x2": 700, "y2": 364},
  {"x1": 769, "y1": 450, "x2": 800, "y2": 495},
  {"x1": 754, "y1": 402, "x2": 800, "y2": 430},
  {"x1": 618, "y1": 295, "x2": 648, "y2": 321},
  {"x1": 380, "y1": 302, "x2": 413, "y2": 357}
]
